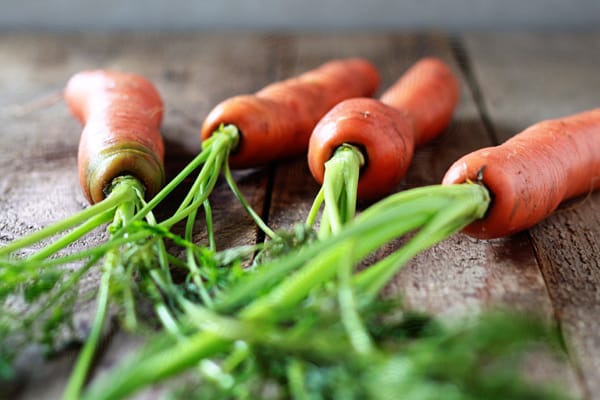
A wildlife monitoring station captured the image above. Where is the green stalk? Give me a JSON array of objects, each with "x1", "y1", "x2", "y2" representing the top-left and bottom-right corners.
[
  {"x1": 9, "y1": 230, "x2": 151, "y2": 271},
  {"x1": 215, "y1": 198, "x2": 438, "y2": 313},
  {"x1": 155, "y1": 302, "x2": 185, "y2": 339},
  {"x1": 81, "y1": 333, "x2": 230, "y2": 400},
  {"x1": 139, "y1": 205, "x2": 184, "y2": 335},
  {"x1": 158, "y1": 147, "x2": 226, "y2": 229},
  {"x1": 26, "y1": 210, "x2": 114, "y2": 262},
  {"x1": 221, "y1": 340, "x2": 250, "y2": 373},
  {"x1": 217, "y1": 184, "x2": 487, "y2": 314},
  {"x1": 287, "y1": 359, "x2": 310, "y2": 400},
  {"x1": 63, "y1": 178, "x2": 144, "y2": 400},
  {"x1": 173, "y1": 132, "x2": 229, "y2": 215},
  {"x1": 355, "y1": 183, "x2": 484, "y2": 222},
  {"x1": 337, "y1": 247, "x2": 373, "y2": 355},
  {"x1": 62, "y1": 251, "x2": 115, "y2": 400},
  {"x1": 203, "y1": 196, "x2": 216, "y2": 251},
  {"x1": 353, "y1": 183, "x2": 490, "y2": 297},
  {"x1": 310, "y1": 144, "x2": 363, "y2": 239},
  {"x1": 240, "y1": 240, "x2": 356, "y2": 321},
  {"x1": 184, "y1": 193, "x2": 214, "y2": 307},
  {"x1": 175, "y1": 154, "x2": 216, "y2": 214},
  {"x1": 155, "y1": 124, "x2": 238, "y2": 232},
  {"x1": 129, "y1": 150, "x2": 211, "y2": 224},
  {"x1": 0, "y1": 180, "x2": 136, "y2": 257},
  {"x1": 222, "y1": 159, "x2": 278, "y2": 240},
  {"x1": 305, "y1": 186, "x2": 325, "y2": 228},
  {"x1": 142, "y1": 206, "x2": 176, "y2": 291}
]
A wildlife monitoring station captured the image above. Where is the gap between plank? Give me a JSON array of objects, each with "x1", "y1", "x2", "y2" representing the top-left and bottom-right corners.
[{"x1": 449, "y1": 36, "x2": 500, "y2": 146}]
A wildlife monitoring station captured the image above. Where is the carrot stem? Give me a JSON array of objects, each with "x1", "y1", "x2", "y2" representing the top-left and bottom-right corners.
[
  {"x1": 203, "y1": 195, "x2": 216, "y2": 251},
  {"x1": 26, "y1": 209, "x2": 114, "y2": 262},
  {"x1": 287, "y1": 359, "x2": 311, "y2": 400},
  {"x1": 311, "y1": 144, "x2": 363, "y2": 239},
  {"x1": 305, "y1": 186, "x2": 325, "y2": 228},
  {"x1": 81, "y1": 332, "x2": 230, "y2": 400},
  {"x1": 7, "y1": 230, "x2": 150, "y2": 272},
  {"x1": 183, "y1": 187, "x2": 214, "y2": 307},
  {"x1": 337, "y1": 246, "x2": 374, "y2": 355},
  {"x1": 353, "y1": 183, "x2": 490, "y2": 297},
  {"x1": 63, "y1": 178, "x2": 144, "y2": 400},
  {"x1": 215, "y1": 203, "x2": 435, "y2": 314},
  {"x1": 222, "y1": 159, "x2": 278, "y2": 240},
  {"x1": 158, "y1": 129, "x2": 233, "y2": 230},
  {"x1": 130, "y1": 150, "x2": 211, "y2": 224},
  {"x1": 62, "y1": 251, "x2": 113, "y2": 400},
  {"x1": 217, "y1": 184, "x2": 488, "y2": 315},
  {"x1": 138, "y1": 123, "x2": 277, "y2": 242},
  {"x1": 0, "y1": 178, "x2": 137, "y2": 257}
]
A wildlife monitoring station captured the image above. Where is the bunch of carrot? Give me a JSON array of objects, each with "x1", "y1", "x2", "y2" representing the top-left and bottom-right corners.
[
  {"x1": 2, "y1": 53, "x2": 598, "y2": 400},
  {"x1": 0, "y1": 59, "x2": 382, "y2": 399}
]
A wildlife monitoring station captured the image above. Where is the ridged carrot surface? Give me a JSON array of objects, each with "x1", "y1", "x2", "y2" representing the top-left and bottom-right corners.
[
  {"x1": 200, "y1": 58, "x2": 380, "y2": 168},
  {"x1": 443, "y1": 108, "x2": 600, "y2": 238},
  {"x1": 65, "y1": 70, "x2": 165, "y2": 204}
]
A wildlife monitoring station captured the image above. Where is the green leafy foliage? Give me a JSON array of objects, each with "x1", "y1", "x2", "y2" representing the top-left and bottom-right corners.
[
  {"x1": 85, "y1": 230, "x2": 572, "y2": 400},
  {"x1": 0, "y1": 177, "x2": 573, "y2": 400},
  {"x1": 254, "y1": 223, "x2": 317, "y2": 265},
  {"x1": 164, "y1": 303, "x2": 569, "y2": 400}
]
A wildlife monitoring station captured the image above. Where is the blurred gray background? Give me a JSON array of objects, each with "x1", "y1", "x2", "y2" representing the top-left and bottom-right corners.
[{"x1": 1, "y1": 0, "x2": 599, "y2": 31}]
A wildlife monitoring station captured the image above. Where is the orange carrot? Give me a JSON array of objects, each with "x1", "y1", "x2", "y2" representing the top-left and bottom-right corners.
[
  {"x1": 442, "y1": 108, "x2": 600, "y2": 239},
  {"x1": 200, "y1": 58, "x2": 380, "y2": 169},
  {"x1": 65, "y1": 70, "x2": 165, "y2": 204},
  {"x1": 308, "y1": 57, "x2": 459, "y2": 200}
]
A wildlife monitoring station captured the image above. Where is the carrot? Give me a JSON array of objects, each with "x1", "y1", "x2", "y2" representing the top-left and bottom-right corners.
[
  {"x1": 65, "y1": 70, "x2": 165, "y2": 204},
  {"x1": 201, "y1": 58, "x2": 380, "y2": 169},
  {"x1": 1, "y1": 70, "x2": 167, "y2": 259},
  {"x1": 442, "y1": 108, "x2": 600, "y2": 239},
  {"x1": 308, "y1": 57, "x2": 459, "y2": 201}
]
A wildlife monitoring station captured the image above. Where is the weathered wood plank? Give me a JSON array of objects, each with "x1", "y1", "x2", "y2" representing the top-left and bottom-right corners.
[
  {"x1": 0, "y1": 31, "x2": 594, "y2": 399},
  {"x1": 462, "y1": 31, "x2": 600, "y2": 399}
]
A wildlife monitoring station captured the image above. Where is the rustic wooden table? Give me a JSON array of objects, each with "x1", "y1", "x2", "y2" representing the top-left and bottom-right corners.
[{"x1": 0, "y1": 31, "x2": 599, "y2": 399}]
